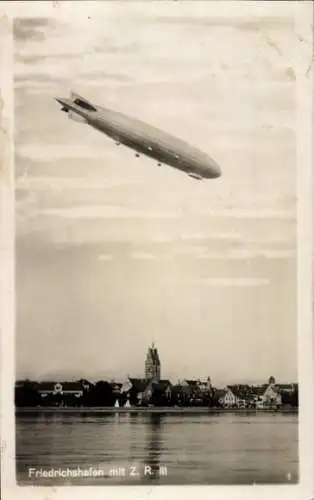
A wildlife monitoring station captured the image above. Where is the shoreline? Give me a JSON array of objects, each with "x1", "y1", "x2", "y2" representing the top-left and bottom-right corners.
[{"x1": 15, "y1": 406, "x2": 298, "y2": 414}]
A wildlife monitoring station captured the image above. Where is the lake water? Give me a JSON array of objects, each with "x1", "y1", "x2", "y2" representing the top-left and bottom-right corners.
[{"x1": 16, "y1": 411, "x2": 298, "y2": 485}]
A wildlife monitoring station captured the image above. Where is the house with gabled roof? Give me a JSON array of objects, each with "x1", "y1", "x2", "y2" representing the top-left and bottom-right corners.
[
  {"x1": 261, "y1": 383, "x2": 281, "y2": 407},
  {"x1": 209, "y1": 387, "x2": 236, "y2": 408},
  {"x1": 120, "y1": 377, "x2": 150, "y2": 405},
  {"x1": 146, "y1": 379, "x2": 172, "y2": 403},
  {"x1": 120, "y1": 377, "x2": 172, "y2": 406},
  {"x1": 152, "y1": 379, "x2": 172, "y2": 393},
  {"x1": 227, "y1": 384, "x2": 257, "y2": 407},
  {"x1": 251, "y1": 377, "x2": 283, "y2": 408},
  {"x1": 221, "y1": 386, "x2": 239, "y2": 407},
  {"x1": 129, "y1": 378, "x2": 149, "y2": 393}
]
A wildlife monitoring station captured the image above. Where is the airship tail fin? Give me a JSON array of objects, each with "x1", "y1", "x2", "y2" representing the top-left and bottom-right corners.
[
  {"x1": 68, "y1": 110, "x2": 87, "y2": 123},
  {"x1": 70, "y1": 91, "x2": 97, "y2": 112},
  {"x1": 70, "y1": 91, "x2": 83, "y2": 102}
]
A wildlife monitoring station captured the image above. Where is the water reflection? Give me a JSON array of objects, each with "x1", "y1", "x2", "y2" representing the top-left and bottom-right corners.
[{"x1": 143, "y1": 413, "x2": 163, "y2": 481}]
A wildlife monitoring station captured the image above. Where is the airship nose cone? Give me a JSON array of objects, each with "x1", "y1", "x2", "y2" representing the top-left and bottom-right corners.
[
  {"x1": 214, "y1": 164, "x2": 221, "y2": 177},
  {"x1": 207, "y1": 158, "x2": 221, "y2": 178}
]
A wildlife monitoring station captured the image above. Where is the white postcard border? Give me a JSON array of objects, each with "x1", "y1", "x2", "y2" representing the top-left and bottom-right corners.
[{"x1": 1, "y1": 2, "x2": 313, "y2": 500}]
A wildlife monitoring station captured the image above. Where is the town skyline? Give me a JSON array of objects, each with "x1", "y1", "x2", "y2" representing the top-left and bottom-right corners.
[
  {"x1": 16, "y1": 340, "x2": 297, "y2": 387},
  {"x1": 16, "y1": 373, "x2": 298, "y2": 387}
]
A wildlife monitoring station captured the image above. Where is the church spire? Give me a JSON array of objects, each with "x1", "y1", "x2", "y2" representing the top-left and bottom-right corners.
[{"x1": 145, "y1": 342, "x2": 161, "y2": 381}]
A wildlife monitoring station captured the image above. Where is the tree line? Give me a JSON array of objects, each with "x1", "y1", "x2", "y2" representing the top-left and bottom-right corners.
[{"x1": 15, "y1": 379, "x2": 299, "y2": 408}]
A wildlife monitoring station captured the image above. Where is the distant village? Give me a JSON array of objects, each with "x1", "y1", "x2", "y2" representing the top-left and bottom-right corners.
[{"x1": 15, "y1": 343, "x2": 298, "y2": 410}]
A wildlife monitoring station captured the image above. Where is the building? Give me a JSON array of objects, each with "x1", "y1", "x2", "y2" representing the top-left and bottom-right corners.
[
  {"x1": 37, "y1": 381, "x2": 83, "y2": 401},
  {"x1": 119, "y1": 343, "x2": 164, "y2": 406},
  {"x1": 277, "y1": 383, "x2": 297, "y2": 394},
  {"x1": 227, "y1": 384, "x2": 256, "y2": 407},
  {"x1": 220, "y1": 378, "x2": 284, "y2": 408},
  {"x1": 120, "y1": 377, "x2": 148, "y2": 405},
  {"x1": 250, "y1": 377, "x2": 284, "y2": 408},
  {"x1": 144, "y1": 379, "x2": 172, "y2": 405},
  {"x1": 120, "y1": 377, "x2": 172, "y2": 406},
  {"x1": 220, "y1": 387, "x2": 239, "y2": 407},
  {"x1": 145, "y1": 342, "x2": 161, "y2": 381},
  {"x1": 259, "y1": 376, "x2": 282, "y2": 407},
  {"x1": 184, "y1": 377, "x2": 212, "y2": 393},
  {"x1": 109, "y1": 381, "x2": 123, "y2": 400},
  {"x1": 170, "y1": 378, "x2": 213, "y2": 406}
]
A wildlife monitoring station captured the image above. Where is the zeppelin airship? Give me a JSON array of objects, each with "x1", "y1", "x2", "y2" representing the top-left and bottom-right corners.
[{"x1": 55, "y1": 92, "x2": 221, "y2": 180}]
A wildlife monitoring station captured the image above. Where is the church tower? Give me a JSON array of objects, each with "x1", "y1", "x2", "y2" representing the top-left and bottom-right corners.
[{"x1": 145, "y1": 343, "x2": 161, "y2": 381}]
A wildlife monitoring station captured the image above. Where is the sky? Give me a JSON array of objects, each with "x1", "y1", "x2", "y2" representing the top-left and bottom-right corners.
[{"x1": 14, "y1": 2, "x2": 297, "y2": 386}]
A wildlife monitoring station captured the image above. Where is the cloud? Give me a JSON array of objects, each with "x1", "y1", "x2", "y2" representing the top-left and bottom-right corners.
[
  {"x1": 186, "y1": 278, "x2": 270, "y2": 287},
  {"x1": 180, "y1": 231, "x2": 241, "y2": 241},
  {"x1": 13, "y1": 18, "x2": 51, "y2": 42},
  {"x1": 196, "y1": 249, "x2": 295, "y2": 260},
  {"x1": 29, "y1": 205, "x2": 296, "y2": 223},
  {"x1": 40, "y1": 206, "x2": 182, "y2": 219},
  {"x1": 205, "y1": 209, "x2": 295, "y2": 220},
  {"x1": 98, "y1": 254, "x2": 114, "y2": 261},
  {"x1": 15, "y1": 176, "x2": 128, "y2": 191},
  {"x1": 151, "y1": 15, "x2": 293, "y2": 30},
  {"x1": 130, "y1": 252, "x2": 156, "y2": 260},
  {"x1": 18, "y1": 144, "x2": 112, "y2": 161},
  {"x1": 95, "y1": 247, "x2": 295, "y2": 263},
  {"x1": 173, "y1": 246, "x2": 208, "y2": 255},
  {"x1": 14, "y1": 13, "x2": 296, "y2": 250}
]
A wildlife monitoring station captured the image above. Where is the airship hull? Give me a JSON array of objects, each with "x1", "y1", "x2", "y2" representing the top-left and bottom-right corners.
[{"x1": 56, "y1": 93, "x2": 221, "y2": 180}]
